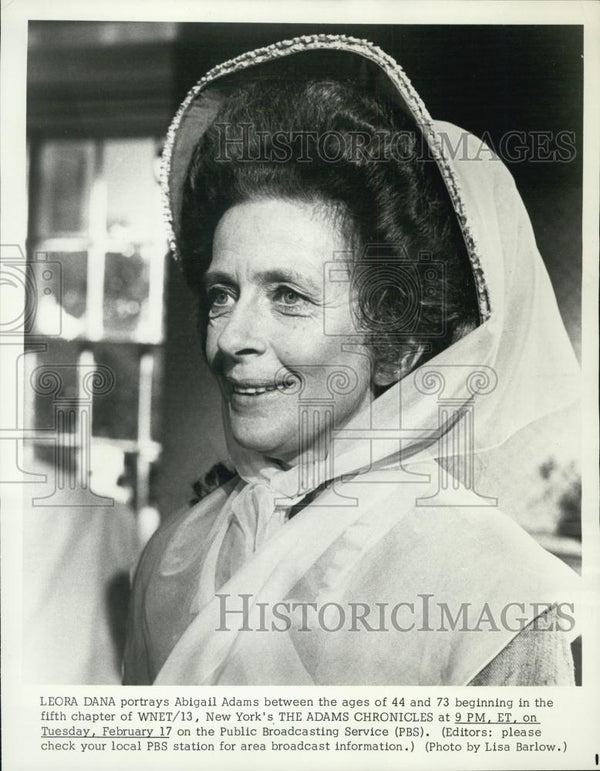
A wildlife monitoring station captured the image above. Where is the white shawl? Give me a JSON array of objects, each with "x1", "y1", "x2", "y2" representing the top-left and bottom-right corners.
[{"x1": 124, "y1": 36, "x2": 580, "y2": 686}]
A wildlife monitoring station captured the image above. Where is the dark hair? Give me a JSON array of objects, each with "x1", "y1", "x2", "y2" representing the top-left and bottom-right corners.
[{"x1": 180, "y1": 78, "x2": 479, "y2": 385}]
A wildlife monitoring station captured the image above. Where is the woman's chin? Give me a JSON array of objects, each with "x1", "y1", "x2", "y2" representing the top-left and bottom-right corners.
[{"x1": 229, "y1": 423, "x2": 297, "y2": 462}]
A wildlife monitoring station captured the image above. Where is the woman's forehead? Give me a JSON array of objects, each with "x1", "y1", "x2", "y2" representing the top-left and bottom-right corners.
[{"x1": 210, "y1": 198, "x2": 352, "y2": 275}]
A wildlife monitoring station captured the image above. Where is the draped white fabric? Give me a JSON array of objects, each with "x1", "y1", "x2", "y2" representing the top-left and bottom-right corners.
[
  {"x1": 214, "y1": 120, "x2": 580, "y2": 577},
  {"x1": 125, "y1": 37, "x2": 581, "y2": 686}
]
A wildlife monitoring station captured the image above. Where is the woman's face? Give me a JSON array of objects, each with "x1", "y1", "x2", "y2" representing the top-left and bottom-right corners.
[{"x1": 205, "y1": 198, "x2": 373, "y2": 463}]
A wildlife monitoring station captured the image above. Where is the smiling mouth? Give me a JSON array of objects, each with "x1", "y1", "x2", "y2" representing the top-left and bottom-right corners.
[
  {"x1": 226, "y1": 376, "x2": 299, "y2": 397},
  {"x1": 232, "y1": 384, "x2": 280, "y2": 395}
]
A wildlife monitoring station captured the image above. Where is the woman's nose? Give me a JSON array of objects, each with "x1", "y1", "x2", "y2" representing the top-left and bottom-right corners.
[{"x1": 216, "y1": 300, "x2": 268, "y2": 358}]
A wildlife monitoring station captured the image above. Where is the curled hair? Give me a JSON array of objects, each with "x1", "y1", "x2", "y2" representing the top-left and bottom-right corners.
[{"x1": 180, "y1": 79, "x2": 479, "y2": 386}]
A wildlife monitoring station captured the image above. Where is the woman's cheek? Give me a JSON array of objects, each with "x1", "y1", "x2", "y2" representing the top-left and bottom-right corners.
[
  {"x1": 204, "y1": 329, "x2": 219, "y2": 369},
  {"x1": 274, "y1": 319, "x2": 324, "y2": 362}
]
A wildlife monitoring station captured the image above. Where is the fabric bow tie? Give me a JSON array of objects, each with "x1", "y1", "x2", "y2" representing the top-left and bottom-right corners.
[{"x1": 229, "y1": 482, "x2": 304, "y2": 554}]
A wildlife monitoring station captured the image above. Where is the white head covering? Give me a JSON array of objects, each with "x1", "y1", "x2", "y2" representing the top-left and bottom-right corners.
[
  {"x1": 162, "y1": 34, "x2": 579, "y2": 512},
  {"x1": 124, "y1": 36, "x2": 581, "y2": 686}
]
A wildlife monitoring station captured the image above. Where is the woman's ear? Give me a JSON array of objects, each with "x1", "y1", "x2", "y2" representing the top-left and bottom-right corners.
[{"x1": 372, "y1": 343, "x2": 426, "y2": 387}]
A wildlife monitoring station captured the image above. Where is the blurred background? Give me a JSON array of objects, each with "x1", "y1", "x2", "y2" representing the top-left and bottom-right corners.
[{"x1": 21, "y1": 22, "x2": 582, "y2": 683}]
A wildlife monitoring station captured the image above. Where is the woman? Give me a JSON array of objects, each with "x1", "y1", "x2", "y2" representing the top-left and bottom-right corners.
[{"x1": 124, "y1": 35, "x2": 580, "y2": 685}]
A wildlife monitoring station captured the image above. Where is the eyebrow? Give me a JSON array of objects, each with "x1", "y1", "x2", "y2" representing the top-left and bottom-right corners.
[
  {"x1": 203, "y1": 268, "x2": 322, "y2": 296},
  {"x1": 203, "y1": 270, "x2": 234, "y2": 289}
]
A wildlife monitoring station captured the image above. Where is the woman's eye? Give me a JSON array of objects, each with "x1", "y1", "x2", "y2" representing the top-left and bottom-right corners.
[
  {"x1": 273, "y1": 287, "x2": 305, "y2": 307},
  {"x1": 212, "y1": 291, "x2": 230, "y2": 306},
  {"x1": 207, "y1": 288, "x2": 234, "y2": 315}
]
